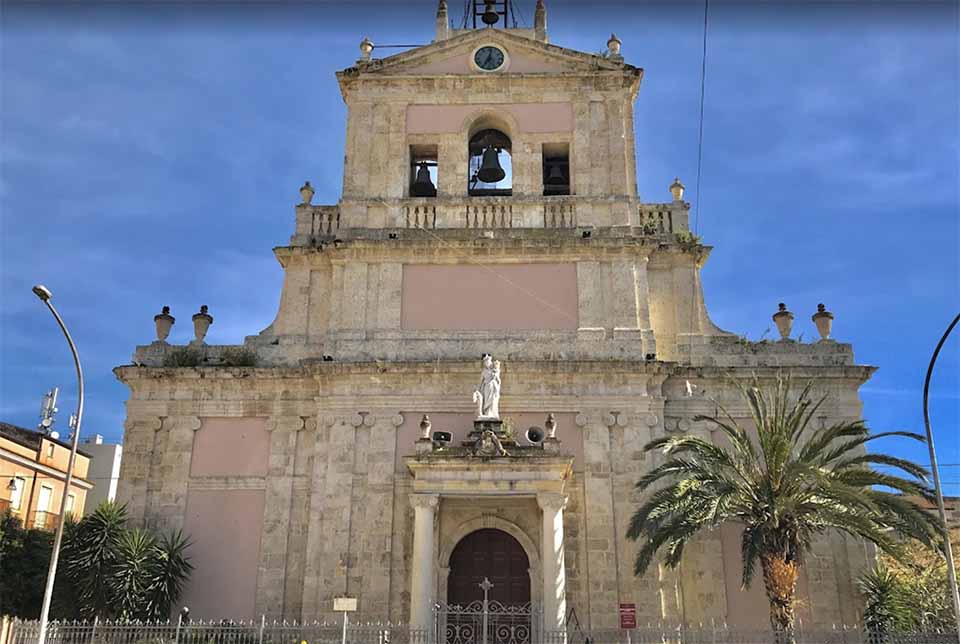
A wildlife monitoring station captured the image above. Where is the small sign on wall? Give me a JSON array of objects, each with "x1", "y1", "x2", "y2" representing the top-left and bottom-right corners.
[
  {"x1": 333, "y1": 597, "x2": 358, "y2": 612},
  {"x1": 618, "y1": 603, "x2": 636, "y2": 630}
]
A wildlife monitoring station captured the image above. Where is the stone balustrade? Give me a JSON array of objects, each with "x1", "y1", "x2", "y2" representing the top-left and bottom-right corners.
[{"x1": 290, "y1": 198, "x2": 690, "y2": 244}]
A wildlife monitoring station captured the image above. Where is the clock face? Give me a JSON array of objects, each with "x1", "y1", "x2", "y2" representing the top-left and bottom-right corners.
[{"x1": 474, "y1": 46, "x2": 505, "y2": 71}]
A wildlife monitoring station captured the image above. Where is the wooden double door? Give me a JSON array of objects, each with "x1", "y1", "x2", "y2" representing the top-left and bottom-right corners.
[{"x1": 447, "y1": 528, "x2": 531, "y2": 606}]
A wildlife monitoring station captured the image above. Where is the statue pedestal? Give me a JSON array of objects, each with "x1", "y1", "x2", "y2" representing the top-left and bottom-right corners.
[{"x1": 466, "y1": 419, "x2": 516, "y2": 446}]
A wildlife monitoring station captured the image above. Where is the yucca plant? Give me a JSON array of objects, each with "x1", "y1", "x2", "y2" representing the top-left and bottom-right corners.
[
  {"x1": 859, "y1": 564, "x2": 911, "y2": 637},
  {"x1": 627, "y1": 376, "x2": 942, "y2": 644},
  {"x1": 63, "y1": 501, "x2": 128, "y2": 618},
  {"x1": 143, "y1": 530, "x2": 193, "y2": 621}
]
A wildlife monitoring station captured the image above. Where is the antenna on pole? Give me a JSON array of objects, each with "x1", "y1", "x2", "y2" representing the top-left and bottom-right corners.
[{"x1": 38, "y1": 387, "x2": 59, "y2": 432}]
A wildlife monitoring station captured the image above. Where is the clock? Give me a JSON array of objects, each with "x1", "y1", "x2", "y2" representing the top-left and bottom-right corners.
[{"x1": 474, "y1": 46, "x2": 506, "y2": 71}]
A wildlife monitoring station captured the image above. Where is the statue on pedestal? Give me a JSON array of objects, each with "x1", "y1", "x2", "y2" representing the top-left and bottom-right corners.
[{"x1": 473, "y1": 354, "x2": 501, "y2": 419}]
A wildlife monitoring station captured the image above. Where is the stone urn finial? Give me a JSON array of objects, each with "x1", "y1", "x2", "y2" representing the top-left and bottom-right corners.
[
  {"x1": 812, "y1": 303, "x2": 834, "y2": 341},
  {"x1": 154, "y1": 306, "x2": 175, "y2": 343},
  {"x1": 419, "y1": 414, "x2": 432, "y2": 440},
  {"x1": 359, "y1": 37, "x2": 374, "y2": 61},
  {"x1": 545, "y1": 413, "x2": 557, "y2": 439},
  {"x1": 299, "y1": 181, "x2": 314, "y2": 206},
  {"x1": 607, "y1": 33, "x2": 622, "y2": 57},
  {"x1": 191, "y1": 305, "x2": 213, "y2": 346},
  {"x1": 669, "y1": 177, "x2": 685, "y2": 202},
  {"x1": 772, "y1": 302, "x2": 794, "y2": 341}
]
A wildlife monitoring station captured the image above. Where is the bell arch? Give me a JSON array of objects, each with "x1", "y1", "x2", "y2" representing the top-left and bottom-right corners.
[
  {"x1": 439, "y1": 515, "x2": 541, "y2": 604},
  {"x1": 464, "y1": 111, "x2": 516, "y2": 197}
]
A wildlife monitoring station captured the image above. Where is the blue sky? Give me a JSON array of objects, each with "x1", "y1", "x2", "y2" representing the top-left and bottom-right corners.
[{"x1": 1, "y1": 1, "x2": 958, "y2": 491}]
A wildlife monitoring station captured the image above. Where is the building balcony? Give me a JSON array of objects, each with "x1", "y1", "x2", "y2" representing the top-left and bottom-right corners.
[
  {"x1": 291, "y1": 196, "x2": 690, "y2": 245},
  {"x1": 30, "y1": 510, "x2": 60, "y2": 531}
]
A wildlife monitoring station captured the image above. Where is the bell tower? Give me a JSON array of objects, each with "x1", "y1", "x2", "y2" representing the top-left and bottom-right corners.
[{"x1": 265, "y1": 0, "x2": 726, "y2": 366}]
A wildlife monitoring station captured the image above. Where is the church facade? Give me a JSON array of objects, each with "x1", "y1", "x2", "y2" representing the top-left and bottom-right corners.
[{"x1": 115, "y1": 1, "x2": 875, "y2": 632}]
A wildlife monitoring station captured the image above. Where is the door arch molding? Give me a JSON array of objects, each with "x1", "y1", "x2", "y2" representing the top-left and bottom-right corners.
[{"x1": 439, "y1": 516, "x2": 541, "y2": 604}]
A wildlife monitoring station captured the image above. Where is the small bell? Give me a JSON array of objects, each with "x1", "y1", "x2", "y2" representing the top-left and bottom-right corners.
[
  {"x1": 411, "y1": 161, "x2": 436, "y2": 197},
  {"x1": 482, "y1": 0, "x2": 499, "y2": 26},
  {"x1": 546, "y1": 163, "x2": 566, "y2": 185},
  {"x1": 477, "y1": 146, "x2": 506, "y2": 183}
]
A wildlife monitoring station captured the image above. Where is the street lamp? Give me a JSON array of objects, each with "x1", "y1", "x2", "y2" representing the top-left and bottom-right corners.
[
  {"x1": 31, "y1": 284, "x2": 84, "y2": 644},
  {"x1": 923, "y1": 312, "x2": 960, "y2": 643}
]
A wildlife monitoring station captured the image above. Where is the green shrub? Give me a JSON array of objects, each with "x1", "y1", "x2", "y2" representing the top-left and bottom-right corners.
[
  {"x1": 220, "y1": 347, "x2": 258, "y2": 367},
  {"x1": 162, "y1": 347, "x2": 202, "y2": 367}
]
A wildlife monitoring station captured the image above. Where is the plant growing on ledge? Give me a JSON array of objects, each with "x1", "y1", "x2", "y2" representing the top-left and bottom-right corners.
[
  {"x1": 221, "y1": 346, "x2": 258, "y2": 367},
  {"x1": 161, "y1": 346, "x2": 202, "y2": 367},
  {"x1": 626, "y1": 375, "x2": 943, "y2": 644},
  {"x1": 674, "y1": 230, "x2": 702, "y2": 252}
]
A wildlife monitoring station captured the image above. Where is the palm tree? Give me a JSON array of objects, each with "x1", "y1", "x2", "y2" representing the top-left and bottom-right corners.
[{"x1": 627, "y1": 376, "x2": 943, "y2": 644}]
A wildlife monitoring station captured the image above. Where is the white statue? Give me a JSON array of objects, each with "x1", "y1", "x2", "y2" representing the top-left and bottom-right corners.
[{"x1": 473, "y1": 354, "x2": 501, "y2": 419}]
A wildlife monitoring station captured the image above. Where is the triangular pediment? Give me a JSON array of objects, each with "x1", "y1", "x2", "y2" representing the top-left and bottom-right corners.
[{"x1": 346, "y1": 29, "x2": 636, "y2": 78}]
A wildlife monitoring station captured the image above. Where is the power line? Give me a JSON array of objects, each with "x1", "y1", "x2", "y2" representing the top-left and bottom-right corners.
[{"x1": 693, "y1": 0, "x2": 708, "y2": 236}]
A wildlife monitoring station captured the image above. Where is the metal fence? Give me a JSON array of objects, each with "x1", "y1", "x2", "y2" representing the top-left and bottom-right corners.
[{"x1": 3, "y1": 620, "x2": 955, "y2": 644}]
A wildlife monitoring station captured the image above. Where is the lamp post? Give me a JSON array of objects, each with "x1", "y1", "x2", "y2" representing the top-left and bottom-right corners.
[
  {"x1": 923, "y1": 312, "x2": 960, "y2": 643},
  {"x1": 31, "y1": 284, "x2": 84, "y2": 644}
]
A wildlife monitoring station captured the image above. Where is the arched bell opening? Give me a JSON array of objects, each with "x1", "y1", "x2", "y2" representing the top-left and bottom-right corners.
[{"x1": 468, "y1": 129, "x2": 512, "y2": 197}]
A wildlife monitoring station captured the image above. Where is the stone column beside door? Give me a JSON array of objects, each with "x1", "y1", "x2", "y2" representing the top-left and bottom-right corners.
[
  {"x1": 410, "y1": 493, "x2": 440, "y2": 630},
  {"x1": 538, "y1": 492, "x2": 567, "y2": 632}
]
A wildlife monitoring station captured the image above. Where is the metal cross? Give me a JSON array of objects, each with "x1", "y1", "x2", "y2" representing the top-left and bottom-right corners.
[{"x1": 479, "y1": 577, "x2": 494, "y2": 597}]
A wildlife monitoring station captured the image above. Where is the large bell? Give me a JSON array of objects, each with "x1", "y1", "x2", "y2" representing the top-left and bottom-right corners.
[
  {"x1": 411, "y1": 161, "x2": 436, "y2": 197},
  {"x1": 477, "y1": 146, "x2": 506, "y2": 183},
  {"x1": 481, "y1": 0, "x2": 499, "y2": 25},
  {"x1": 546, "y1": 163, "x2": 566, "y2": 185}
]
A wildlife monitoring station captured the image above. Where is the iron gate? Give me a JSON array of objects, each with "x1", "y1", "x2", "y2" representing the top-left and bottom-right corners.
[{"x1": 434, "y1": 579, "x2": 540, "y2": 644}]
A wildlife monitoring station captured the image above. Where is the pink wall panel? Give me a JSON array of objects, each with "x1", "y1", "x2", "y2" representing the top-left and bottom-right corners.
[
  {"x1": 396, "y1": 411, "x2": 582, "y2": 471},
  {"x1": 406, "y1": 103, "x2": 573, "y2": 134},
  {"x1": 181, "y1": 489, "x2": 265, "y2": 620},
  {"x1": 190, "y1": 418, "x2": 269, "y2": 478},
  {"x1": 401, "y1": 264, "x2": 578, "y2": 331}
]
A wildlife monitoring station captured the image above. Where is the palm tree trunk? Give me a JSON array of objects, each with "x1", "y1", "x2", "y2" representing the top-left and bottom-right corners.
[{"x1": 761, "y1": 554, "x2": 800, "y2": 644}]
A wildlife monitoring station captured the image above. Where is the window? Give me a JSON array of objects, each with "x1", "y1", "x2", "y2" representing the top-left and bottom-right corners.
[
  {"x1": 65, "y1": 493, "x2": 76, "y2": 516},
  {"x1": 409, "y1": 144, "x2": 438, "y2": 198},
  {"x1": 542, "y1": 142, "x2": 570, "y2": 196},
  {"x1": 468, "y1": 129, "x2": 512, "y2": 196},
  {"x1": 9, "y1": 476, "x2": 26, "y2": 510},
  {"x1": 35, "y1": 485, "x2": 53, "y2": 528}
]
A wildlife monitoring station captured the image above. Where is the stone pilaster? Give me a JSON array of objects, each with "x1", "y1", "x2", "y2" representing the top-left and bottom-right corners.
[
  {"x1": 577, "y1": 411, "x2": 618, "y2": 628},
  {"x1": 256, "y1": 415, "x2": 306, "y2": 618},
  {"x1": 116, "y1": 416, "x2": 162, "y2": 525},
  {"x1": 145, "y1": 415, "x2": 199, "y2": 533},
  {"x1": 358, "y1": 413, "x2": 402, "y2": 619}
]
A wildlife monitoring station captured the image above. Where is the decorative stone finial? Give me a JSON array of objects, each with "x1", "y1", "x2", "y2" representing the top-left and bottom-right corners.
[
  {"x1": 607, "y1": 33, "x2": 622, "y2": 58},
  {"x1": 299, "y1": 181, "x2": 314, "y2": 206},
  {"x1": 154, "y1": 306, "x2": 175, "y2": 343},
  {"x1": 812, "y1": 303, "x2": 834, "y2": 341},
  {"x1": 534, "y1": 0, "x2": 547, "y2": 43},
  {"x1": 435, "y1": 0, "x2": 450, "y2": 41},
  {"x1": 772, "y1": 302, "x2": 794, "y2": 341},
  {"x1": 545, "y1": 413, "x2": 557, "y2": 439},
  {"x1": 669, "y1": 177, "x2": 685, "y2": 201},
  {"x1": 419, "y1": 414, "x2": 432, "y2": 440},
  {"x1": 191, "y1": 305, "x2": 213, "y2": 346},
  {"x1": 359, "y1": 37, "x2": 374, "y2": 61}
]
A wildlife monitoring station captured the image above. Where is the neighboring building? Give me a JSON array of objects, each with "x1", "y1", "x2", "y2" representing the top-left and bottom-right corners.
[
  {"x1": 115, "y1": 0, "x2": 877, "y2": 632},
  {"x1": 0, "y1": 421, "x2": 92, "y2": 529},
  {"x1": 81, "y1": 434, "x2": 123, "y2": 515}
]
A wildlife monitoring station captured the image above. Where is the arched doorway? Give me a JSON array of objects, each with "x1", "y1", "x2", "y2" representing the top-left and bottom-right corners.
[{"x1": 448, "y1": 528, "x2": 531, "y2": 606}]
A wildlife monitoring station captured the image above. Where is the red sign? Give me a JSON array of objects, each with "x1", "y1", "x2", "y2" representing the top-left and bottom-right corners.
[{"x1": 619, "y1": 603, "x2": 636, "y2": 630}]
